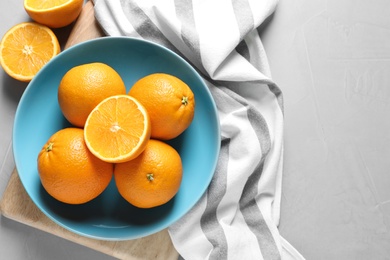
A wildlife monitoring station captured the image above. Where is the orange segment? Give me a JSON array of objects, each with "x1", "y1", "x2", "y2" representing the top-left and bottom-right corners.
[
  {"x1": 24, "y1": 0, "x2": 84, "y2": 28},
  {"x1": 0, "y1": 22, "x2": 60, "y2": 82},
  {"x1": 84, "y1": 95, "x2": 151, "y2": 163}
]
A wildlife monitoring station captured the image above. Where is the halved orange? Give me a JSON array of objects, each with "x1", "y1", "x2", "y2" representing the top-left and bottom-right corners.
[
  {"x1": 84, "y1": 95, "x2": 151, "y2": 163},
  {"x1": 24, "y1": 0, "x2": 84, "y2": 28},
  {"x1": 0, "y1": 22, "x2": 60, "y2": 82}
]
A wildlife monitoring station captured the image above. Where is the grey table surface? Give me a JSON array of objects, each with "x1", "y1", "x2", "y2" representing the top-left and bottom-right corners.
[{"x1": 1, "y1": 0, "x2": 390, "y2": 259}]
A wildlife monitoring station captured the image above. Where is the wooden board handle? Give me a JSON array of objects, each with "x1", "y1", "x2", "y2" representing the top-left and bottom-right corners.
[{"x1": 64, "y1": 0, "x2": 104, "y2": 49}]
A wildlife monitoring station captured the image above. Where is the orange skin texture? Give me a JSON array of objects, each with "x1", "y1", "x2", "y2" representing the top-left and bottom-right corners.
[
  {"x1": 114, "y1": 139, "x2": 183, "y2": 208},
  {"x1": 38, "y1": 128, "x2": 113, "y2": 204},
  {"x1": 58, "y1": 62, "x2": 126, "y2": 127},
  {"x1": 128, "y1": 73, "x2": 195, "y2": 140}
]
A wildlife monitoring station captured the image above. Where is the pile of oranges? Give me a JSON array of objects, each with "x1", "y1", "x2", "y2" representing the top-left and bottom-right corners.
[
  {"x1": 0, "y1": 1, "x2": 197, "y2": 209},
  {"x1": 38, "y1": 62, "x2": 195, "y2": 208}
]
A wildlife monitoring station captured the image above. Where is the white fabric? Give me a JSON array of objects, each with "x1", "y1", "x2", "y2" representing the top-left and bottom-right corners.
[{"x1": 94, "y1": 1, "x2": 304, "y2": 259}]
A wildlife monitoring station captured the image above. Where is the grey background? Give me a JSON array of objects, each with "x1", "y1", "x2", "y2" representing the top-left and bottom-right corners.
[{"x1": 1, "y1": 0, "x2": 389, "y2": 259}]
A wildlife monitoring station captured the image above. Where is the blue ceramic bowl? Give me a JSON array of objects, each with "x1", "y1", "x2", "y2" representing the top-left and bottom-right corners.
[{"x1": 13, "y1": 37, "x2": 220, "y2": 240}]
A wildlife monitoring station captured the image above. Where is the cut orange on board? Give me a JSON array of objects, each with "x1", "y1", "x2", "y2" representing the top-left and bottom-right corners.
[
  {"x1": 24, "y1": 0, "x2": 84, "y2": 28},
  {"x1": 84, "y1": 95, "x2": 151, "y2": 163},
  {"x1": 0, "y1": 22, "x2": 60, "y2": 82}
]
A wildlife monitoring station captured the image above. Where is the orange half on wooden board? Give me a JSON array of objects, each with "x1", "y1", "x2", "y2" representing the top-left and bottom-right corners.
[
  {"x1": 24, "y1": 0, "x2": 84, "y2": 28},
  {"x1": 0, "y1": 22, "x2": 60, "y2": 82}
]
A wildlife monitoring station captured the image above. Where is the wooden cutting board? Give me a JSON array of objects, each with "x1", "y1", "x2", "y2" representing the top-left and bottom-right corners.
[{"x1": 0, "y1": 2, "x2": 178, "y2": 259}]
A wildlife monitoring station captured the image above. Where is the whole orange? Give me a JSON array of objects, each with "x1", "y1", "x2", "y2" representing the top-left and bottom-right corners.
[
  {"x1": 128, "y1": 73, "x2": 195, "y2": 140},
  {"x1": 114, "y1": 139, "x2": 183, "y2": 208},
  {"x1": 58, "y1": 62, "x2": 126, "y2": 127},
  {"x1": 37, "y1": 128, "x2": 113, "y2": 204}
]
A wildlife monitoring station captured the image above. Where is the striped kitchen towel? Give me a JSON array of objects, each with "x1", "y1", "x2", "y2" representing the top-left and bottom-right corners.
[{"x1": 94, "y1": 0, "x2": 304, "y2": 259}]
